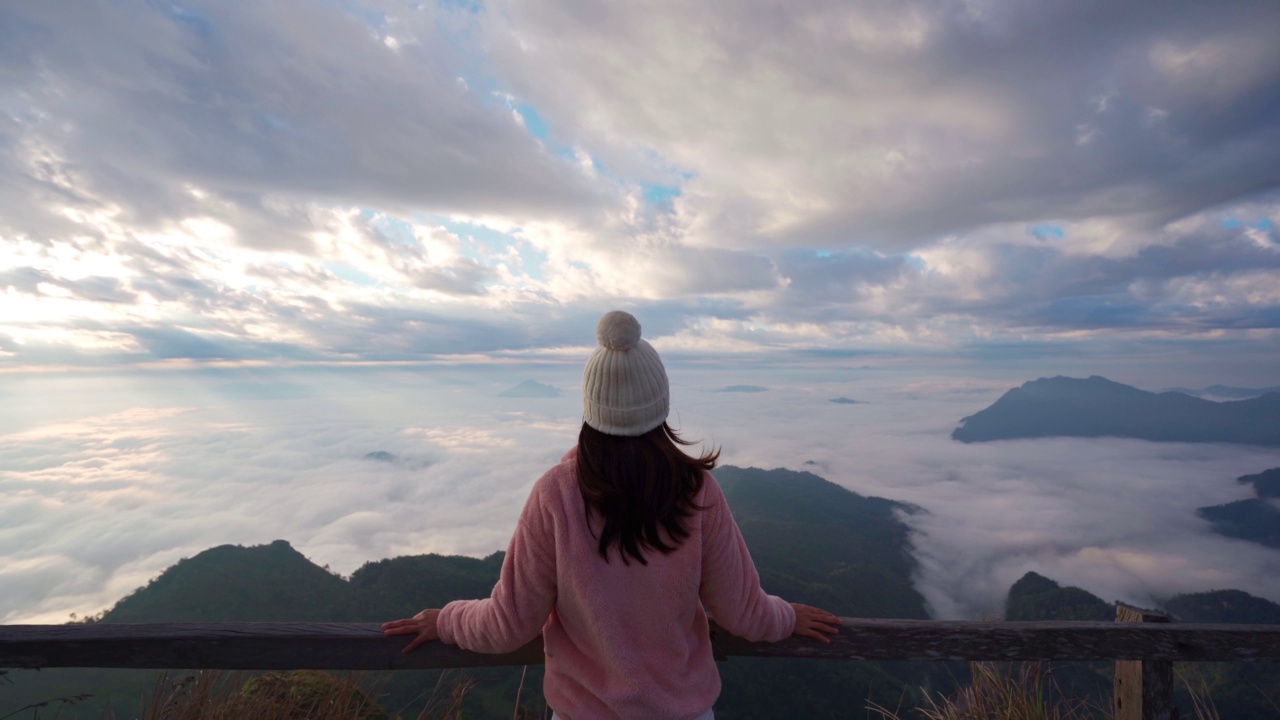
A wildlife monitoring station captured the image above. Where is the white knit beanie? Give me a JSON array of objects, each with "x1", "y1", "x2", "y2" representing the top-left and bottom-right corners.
[{"x1": 582, "y1": 311, "x2": 670, "y2": 437}]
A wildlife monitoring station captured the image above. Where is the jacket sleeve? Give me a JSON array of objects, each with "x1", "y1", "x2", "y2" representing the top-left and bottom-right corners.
[
  {"x1": 436, "y1": 474, "x2": 558, "y2": 653},
  {"x1": 698, "y1": 474, "x2": 796, "y2": 642}
]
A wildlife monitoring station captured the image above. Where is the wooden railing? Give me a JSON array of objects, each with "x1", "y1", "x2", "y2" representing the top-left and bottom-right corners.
[{"x1": 4, "y1": 608, "x2": 1279, "y2": 720}]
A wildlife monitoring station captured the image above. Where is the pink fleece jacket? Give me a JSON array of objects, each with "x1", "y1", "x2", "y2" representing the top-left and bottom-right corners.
[{"x1": 436, "y1": 449, "x2": 795, "y2": 720}]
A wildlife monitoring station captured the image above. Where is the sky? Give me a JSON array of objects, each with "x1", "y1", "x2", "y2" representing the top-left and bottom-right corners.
[
  {"x1": 3, "y1": 0, "x2": 1280, "y2": 370},
  {"x1": 3, "y1": 1, "x2": 1280, "y2": 624}
]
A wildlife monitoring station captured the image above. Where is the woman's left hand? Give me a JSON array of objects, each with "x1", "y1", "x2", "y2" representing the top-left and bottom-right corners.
[{"x1": 382, "y1": 608, "x2": 442, "y2": 654}]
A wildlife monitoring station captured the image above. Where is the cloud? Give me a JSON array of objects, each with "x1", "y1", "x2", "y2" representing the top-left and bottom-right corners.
[
  {"x1": 483, "y1": 0, "x2": 1280, "y2": 249},
  {"x1": 0, "y1": 1, "x2": 596, "y2": 246}
]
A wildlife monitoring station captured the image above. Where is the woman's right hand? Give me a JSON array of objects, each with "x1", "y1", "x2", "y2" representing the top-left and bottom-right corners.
[{"x1": 790, "y1": 603, "x2": 842, "y2": 643}]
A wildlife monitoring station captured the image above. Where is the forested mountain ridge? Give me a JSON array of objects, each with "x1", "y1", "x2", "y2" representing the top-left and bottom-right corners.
[
  {"x1": 715, "y1": 465, "x2": 927, "y2": 619},
  {"x1": 1004, "y1": 571, "x2": 1113, "y2": 622},
  {"x1": 1196, "y1": 466, "x2": 1280, "y2": 549},
  {"x1": 952, "y1": 375, "x2": 1280, "y2": 445}
]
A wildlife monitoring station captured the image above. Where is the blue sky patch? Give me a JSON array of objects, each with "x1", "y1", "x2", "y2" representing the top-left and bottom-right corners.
[
  {"x1": 1223, "y1": 217, "x2": 1274, "y2": 231},
  {"x1": 1029, "y1": 223, "x2": 1065, "y2": 241},
  {"x1": 434, "y1": 216, "x2": 548, "y2": 281},
  {"x1": 436, "y1": 0, "x2": 482, "y2": 12},
  {"x1": 513, "y1": 103, "x2": 549, "y2": 139},
  {"x1": 901, "y1": 254, "x2": 928, "y2": 272},
  {"x1": 324, "y1": 263, "x2": 377, "y2": 286},
  {"x1": 642, "y1": 183, "x2": 681, "y2": 206},
  {"x1": 370, "y1": 214, "x2": 419, "y2": 248}
]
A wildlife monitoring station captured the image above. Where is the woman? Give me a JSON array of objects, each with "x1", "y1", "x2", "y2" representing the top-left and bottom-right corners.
[{"x1": 383, "y1": 311, "x2": 841, "y2": 720}]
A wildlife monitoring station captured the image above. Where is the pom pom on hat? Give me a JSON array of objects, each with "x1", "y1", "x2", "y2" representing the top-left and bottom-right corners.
[
  {"x1": 582, "y1": 310, "x2": 670, "y2": 436},
  {"x1": 596, "y1": 310, "x2": 642, "y2": 351}
]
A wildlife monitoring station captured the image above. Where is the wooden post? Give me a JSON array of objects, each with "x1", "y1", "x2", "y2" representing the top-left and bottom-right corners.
[{"x1": 1114, "y1": 604, "x2": 1179, "y2": 720}]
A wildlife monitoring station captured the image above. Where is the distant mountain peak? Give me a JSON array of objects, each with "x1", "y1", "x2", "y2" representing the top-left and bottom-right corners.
[
  {"x1": 716, "y1": 384, "x2": 768, "y2": 393},
  {"x1": 1238, "y1": 467, "x2": 1280, "y2": 498},
  {"x1": 953, "y1": 375, "x2": 1280, "y2": 446},
  {"x1": 499, "y1": 379, "x2": 563, "y2": 398},
  {"x1": 1004, "y1": 571, "x2": 1112, "y2": 621}
]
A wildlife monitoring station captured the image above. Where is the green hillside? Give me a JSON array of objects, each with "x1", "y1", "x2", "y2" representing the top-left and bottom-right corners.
[
  {"x1": 716, "y1": 465, "x2": 927, "y2": 620},
  {"x1": 103, "y1": 540, "x2": 352, "y2": 623}
]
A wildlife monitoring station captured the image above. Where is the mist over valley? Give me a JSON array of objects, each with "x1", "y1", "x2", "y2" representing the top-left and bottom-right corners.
[{"x1": 4, "y1": 364, "x2": 1279, "y2": 628}]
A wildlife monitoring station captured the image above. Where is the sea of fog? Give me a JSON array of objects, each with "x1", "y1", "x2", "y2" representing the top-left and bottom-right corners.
[{"x1": 3, "y1": 362, "x2": 1279, "y2": 624}]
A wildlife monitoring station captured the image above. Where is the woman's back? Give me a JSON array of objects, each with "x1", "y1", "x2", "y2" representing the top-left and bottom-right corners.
[{"x1": 438, "y1": 449, "x2": 795, "y2": 719}]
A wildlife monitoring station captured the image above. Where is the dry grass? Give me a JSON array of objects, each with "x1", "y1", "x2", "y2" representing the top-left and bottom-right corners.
[
  {"x1": 127, "y1": 670, "x2": 390, "y2": 720},
  {"x1": 99, "y1": 666, "x2": 538, "y2": 720},
  {"x1": 1176, "y1": 666, "x2": 1223, "y2": 720},
  {"x1": 867, "y1": 662, "x2": 1100, "y2": 720}
]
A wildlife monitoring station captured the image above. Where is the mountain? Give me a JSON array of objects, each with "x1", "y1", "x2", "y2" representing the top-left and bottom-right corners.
[
  {"x1": 952, "y1": 375, "x2": 1280, "y2": 446},
  {"x1": 716, "y1": 385, "x2": 768, "y2": 393},
  {"x1": 1196, "y1": 501, "x2": 1280, "y2": 549},
  {"x1": 1164, "y1": 589, "x2": 1280, "y2": 625},
  {"x1": 716, "y1": 465, "x2": 927, "y2": 620},
  {"x1": 1197, "y1": 467, "x2": 1280, "y2": 549},
  {"x1": 4, "y1": 465, "x2": 930, "y2": 719},
  {"x1": 103, "y1": 540, "x2": 352, "y2": 623},
  {"x1": 498, "y1": 379, "x2": 562, "y2": 397},
  {"x1": 1001, "y1": 572, "x2": 1114, "y2": 703},
  {"x1": 1004, "y1": 571, "x2": 1112, "y2": 622},
  {"x1": 828, "y1": 397, "x2": 860, "y2": 404},
  {"x1": 1239, "y1": 467, "x2": 1280, "y2": 498}
]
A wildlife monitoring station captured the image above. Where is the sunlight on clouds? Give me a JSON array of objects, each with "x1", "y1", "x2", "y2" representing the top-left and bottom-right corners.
[
  {"x1": 0, "y1": 389, "x2": 578, "y2": 622},
  {"x1": 1163, "y1": 270, "x2": 1280, "y2": 309},
  {"x1": 0, "y1": 326, "x2": 141, "y2": 354},
  {"x1": 404, "y1": 426, "x2": 518, "y2": 452},
  {"x1": 1147, "y1": 30, "x2": 1280, "y2": 106},
  {"x1": 799, "y1": 3, "x2": 932, "y2": 51}
]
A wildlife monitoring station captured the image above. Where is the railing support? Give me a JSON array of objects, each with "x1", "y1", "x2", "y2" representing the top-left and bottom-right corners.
[{"x1": 1114, "y1": 604, "x2": 1179, "y2": 720}]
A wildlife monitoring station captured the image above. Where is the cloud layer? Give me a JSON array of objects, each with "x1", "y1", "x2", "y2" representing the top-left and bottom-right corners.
[
  {"x1": 4, "y1": 366, "x2": 1280, "y2": 624},
  {"x1": 1, "y1": 1, "x2": 1279, "y2": 372}
]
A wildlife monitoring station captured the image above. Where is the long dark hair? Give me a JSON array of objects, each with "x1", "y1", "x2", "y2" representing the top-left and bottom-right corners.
[{"x1": 576, "y1": 422, "x2": 719, "y2": 565}]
